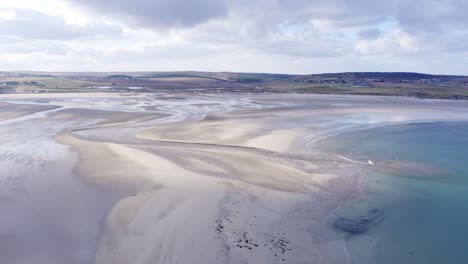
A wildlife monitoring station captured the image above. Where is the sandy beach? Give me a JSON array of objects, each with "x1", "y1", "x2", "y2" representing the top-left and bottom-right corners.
[{"x1": 2, "y1": 93, "x2": 468, "y2": 264}]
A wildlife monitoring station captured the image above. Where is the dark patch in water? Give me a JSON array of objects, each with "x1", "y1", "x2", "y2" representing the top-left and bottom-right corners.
[{"x1": 333, "y1": 208, "x2": 383, "y2": 234}]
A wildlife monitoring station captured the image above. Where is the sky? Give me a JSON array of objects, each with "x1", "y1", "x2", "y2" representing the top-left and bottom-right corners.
[{"x1": 0, "y1": 0, "x2": 467, "y2": 74}]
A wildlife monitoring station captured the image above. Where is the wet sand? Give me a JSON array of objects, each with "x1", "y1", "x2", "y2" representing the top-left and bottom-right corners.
[
  {"x1": 2, "y1": 93, "x2": 468, "y2": 264},
  {"x1": 0, "y1": 102, "x2": 59, "y2": 121}
]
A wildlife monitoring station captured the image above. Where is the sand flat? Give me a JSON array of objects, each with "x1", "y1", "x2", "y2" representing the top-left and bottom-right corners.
[
  {"x1": 0, "y1": 102, "x2": 59, "y2": 121},
  {"x1": 2, "y1": 93, "x2": 468, "y2": 264}
]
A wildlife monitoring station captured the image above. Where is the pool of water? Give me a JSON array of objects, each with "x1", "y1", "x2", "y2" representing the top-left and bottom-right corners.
[{"x1": 318, "y1": 122, "x2": 468, "y2": 264}]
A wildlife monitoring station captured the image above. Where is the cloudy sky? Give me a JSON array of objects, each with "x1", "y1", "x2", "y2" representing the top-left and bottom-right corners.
[{"x1": 0, "y1": 0, "x2": 467, "y2": 74}]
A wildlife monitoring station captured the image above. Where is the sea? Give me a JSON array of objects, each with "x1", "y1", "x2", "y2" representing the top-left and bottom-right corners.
[{"x1": 317, "y1": 122, "x2": 468, "y2": 264}]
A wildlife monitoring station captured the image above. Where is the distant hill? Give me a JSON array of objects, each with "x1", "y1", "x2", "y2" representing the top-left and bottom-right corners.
[
  {"x1": 1, "y1": 71, "x2": 468, "y2": 100},
  {"x1": 293, "y1": 72, "x2": 468, "y2": 81}
]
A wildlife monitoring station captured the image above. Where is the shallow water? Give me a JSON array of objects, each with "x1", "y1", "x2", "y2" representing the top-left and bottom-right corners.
[
  {"x1": 319, "y1": 122, "x2": 468, "y2": 264},
  {"x1": 0, "y1": 108, "x2": 124, "y2": 264}
]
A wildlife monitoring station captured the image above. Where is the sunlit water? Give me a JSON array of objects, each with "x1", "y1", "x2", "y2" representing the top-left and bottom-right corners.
[{"x1": 318, "y1": 122, "x2": 468, "y2": 264}]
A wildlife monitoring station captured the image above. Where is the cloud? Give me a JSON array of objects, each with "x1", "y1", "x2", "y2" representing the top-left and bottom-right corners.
[
  {"x1": 0, "y1": 38, "x2": 68, "y2": 55},
  {"x1": 358, "y1": 28, "x2": 382, "y2": 40},
  {"x1": 67, "y1": 0, "x2": 229, "y2": 29},
  {"x1": 0, "y1": 9, "x2": 16, "y2": 20},
  {"x1": 0, "y1": 8, "x2": 121, "y2": 40},
  {"x1": 66, "y1": 0, "x2": 468, "y2": 35},
  {"x1": 394, "y1": 0, "x2": 468, "y2": 32},
  {"x1": 63, "y1": 0, "x2": 468, "y2": 58},
  {"x1": 354, "y1": 29, "x2": 420, "y2": 55},
  {"x1": 1, "y1": 0, "x2": 468, "y2": 74}
]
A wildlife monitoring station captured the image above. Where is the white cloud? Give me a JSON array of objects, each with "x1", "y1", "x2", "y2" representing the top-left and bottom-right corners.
[
  {"x1": 354, "y1": 29, "x2": 419, "y2": 55},
  {"x1": 0, "y1": 9, "x2": 16, "y2": 20},
  {"x1": 0, "y1": 8, "x2": 121, "y2": 40}
]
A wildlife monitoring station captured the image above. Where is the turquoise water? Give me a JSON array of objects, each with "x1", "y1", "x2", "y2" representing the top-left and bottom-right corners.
[{"x1": 319, "y1": 122, "x2": 468, "y2": 264}]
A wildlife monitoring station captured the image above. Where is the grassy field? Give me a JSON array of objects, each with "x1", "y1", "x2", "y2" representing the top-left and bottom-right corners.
[
  {"x1": 139, "y1": 72, "x2": 225, "y2": 81},
  {"x1": 147, "y1": 77, "x2": 219, "y2": 82},
  {"x1": 266, "y1": 81, "x2": 468, "y2": 100},
  {"x1": 0, "y1": 76, "x2": 97, "y2": 92}
]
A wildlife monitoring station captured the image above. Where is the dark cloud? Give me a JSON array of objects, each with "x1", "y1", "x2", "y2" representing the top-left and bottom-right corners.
[
  {"x1": 394, "y1": 0, "x2": 468, "y2": 32},
  {"x1": 0, "y1": 9, "x2": 121, "y2": 40},
  {"x1": 68, "y1": 0, "x2": 229, "y2": 29}
]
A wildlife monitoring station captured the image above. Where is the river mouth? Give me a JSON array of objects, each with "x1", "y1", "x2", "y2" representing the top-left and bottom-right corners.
[{"x1": 317, "y1": 122, "x2": 468, "y2": 264}]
